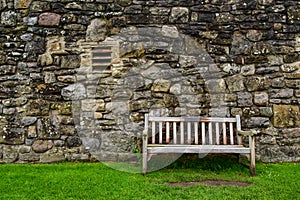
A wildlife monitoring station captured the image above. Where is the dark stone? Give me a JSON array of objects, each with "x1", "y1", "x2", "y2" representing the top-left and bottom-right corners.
[
  {"x1": 237, "y1": 92, "x2": 253, "y2": 107},
  {"x1": 25, "y1": 37, "x2": 46, "y2": 55},
  {"x1": 245, "y1": 76, "x2": 270, "y2": 91},
  {"x1": 243, "y1": 117, "x2": 270, "y2": 128},
  {"x1": 26, "y1": 100, "x2": 50, "y2": 116},
  {"x1": 66, "y1": 136, "x2": 82, "y2": 148},
  {"x1": 61, "y1": 55, "x2": 81, "y2": 69},
  {"x1": 0, "y1": 65, "x2": 16, "y2": 75},
  {"x1": 0, "y1": 127, "x2": 25, "y2": 145}
]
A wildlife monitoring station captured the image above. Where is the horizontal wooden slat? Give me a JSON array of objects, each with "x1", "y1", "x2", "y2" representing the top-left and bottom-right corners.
[
  {"x1": 149, "y1": 116, "x2": 201, "y2": 122},
  {"x1": 200, "y1": 117, "x2": 237, "y2": 123},
  {"x1": 148, "y1": 145, "x2": 250, "y2": 154},
  {"x1": 148, "y1": 116, "x2": 237, "y2": 123}
]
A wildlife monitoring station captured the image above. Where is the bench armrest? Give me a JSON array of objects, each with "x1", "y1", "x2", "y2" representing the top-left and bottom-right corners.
[{"x1": 237, "y1": 130, "x2": 258, "y2": 137}]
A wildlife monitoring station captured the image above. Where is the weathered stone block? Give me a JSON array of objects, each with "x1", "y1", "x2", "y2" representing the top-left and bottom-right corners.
[
  {"x1": 1, "y1": 10, "x2": 16, "y2": 26},
  {"x1": 25, "y1": 37, "x2": 46, "y2": 55},
  {"x1": 271, "y1": 77, "x2": 285, "y2": 88},
  {"x1": 60, "y1": 125, "x2": 76, "y2": 136},
  {"x1": 237, "y1": 92, "x2": 253, "y2": 107},
  {"x1": 259, "y1": 107, "x2": 273, "y2": 117},
  {"x1": 254, "y1": 92, "x2": 268, "y2": 106},
  {"x1": 151, "y1": 79, "x2": 171, "y2": 92},
  {"x1": 65, "y1": 2, "x2": 82, "y2": 10},
  {"x1": 28, "y1": 125, "x2": 37, "y2": 138},
  {"x1": 0, "y1": 127, "x2": 25, "y2": 145},
  {"x1": 86, "y1": 18, "x2": 108, "y2": 42},
  {"x1": 21, "y1": 117, "x2": 37, "y2": 126},
  {"x1": 3, "y1": 146, "x2": 18, "y2": 163},
  {"x1": 30, "y1": 1, "x2": 50, "y2": 12},
  {"x1": 19, "y1": 152, "x2": 40, "y2": 162},
  {"x1": 19, "y1": 146, "x2": 31, "y2": 154},
  {"x1": 268, "y1": 55, "x2": 283, "y2": 66},
  {"x1": 281, "y1": 62, "x2": 299, "y2": 73},
  {"x1": 241, "y1": 64, "x2": 255, "y2": 76},
  {"x1": 0, "y1": 0, "x2": 7, "y2": 10},
  {"x1": 288, "y1": 6, "x2": 300, "y2": 24},
  {"x1": 246, "y1": 30, "x2": 263, "y2": 42},
  {"x1": 231, "y1": 32, "x2": 251, "y2": 56},
  {"x1": 66, "y1": 136, "x2": 82, "y2": 148},
  {"x1": 162, "y1": 25, "x2": 179, "y2": 38},
  {"x1": 243, "y1": 117, "x2": 270, "y2": 128},
  {"x1": 40, "y1": 150, "x2": 65, "y2": 163},
  {"x1": 106, "y1": 101, "x2": 129, "y2": 114},
  {"x1": 57, "y1": 75, "x2": 76, "y2": 83},
  {"x1": 286, "y1": 80, "x2": 300, "y2": 89},
  {"x1": 57, "y1": 102, "x2": 72, "y2": 115},
  {"x1": 206, "y1": 79, "x2": 226, "y2": 93},
  {"x1": 26, "y1": 99, "x2": 50, "y2": 116},
  {"x1": 170, "y1": 7, "x2": 189, "y2": 23},
  {"x1": 61, "y1": 83, "x2": 86, "y2": 100},
  {"x1": 226, "y1": 75, "x2": 245, "y2": 92},
  {"x1": 273, "y1": 105, "x2": 300, "y2": 128},
  {"x1": 32, "y1": 140, "x2": 53, "y2": 153},
  {"x1": 37, "y1": 117, "x2": 60, "y2": 139},
  {"x1": 44, "y1": 72, "x2": 56, "y2": 83},
  {"x1": 245, "y1": 76, "x2": 270, "y2": 91},
  {"x1": 257, "y1": 0, "x2": 273, "y2": 6},
  {"x1": 0, "y1": 65, "x2": 16, "y2": 75},
  {"x1": 269, "y1": 89, "x2": 293, "y2": 99},
  {"x1": 61, "y1": 55, "x2": 81, "y2": 69},
  {"x1": 282, "y1": 128, "x2": 300, "y2": 138},
  {"x1": 14, "y1": 0, "x2": 32, "y2": 9},
  {"x1": 38, "y1": 13, "x2": 61, "y2": 26},
  {"x1": 38, "y1": 53, "x2": 53, "y2": 66}
]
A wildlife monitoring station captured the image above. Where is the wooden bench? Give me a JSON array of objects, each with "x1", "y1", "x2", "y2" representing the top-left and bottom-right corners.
[{"x1": 142, "y1": 114, "x2": 257, "y2": 176}]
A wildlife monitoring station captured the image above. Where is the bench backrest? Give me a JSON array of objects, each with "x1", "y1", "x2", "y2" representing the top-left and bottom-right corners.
[{"x1": 145, "y1": 114, "x2": 242, "y2": 145}]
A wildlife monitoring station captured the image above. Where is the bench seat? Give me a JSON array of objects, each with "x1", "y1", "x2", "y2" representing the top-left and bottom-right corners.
[{"x1": 147, "y1": 145, "x2": 251, "y2": 154}]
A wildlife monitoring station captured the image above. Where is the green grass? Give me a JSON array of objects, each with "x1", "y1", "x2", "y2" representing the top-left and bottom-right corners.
[{"x1": 0, "y1": 155, "x2": 299, "y2": 200}]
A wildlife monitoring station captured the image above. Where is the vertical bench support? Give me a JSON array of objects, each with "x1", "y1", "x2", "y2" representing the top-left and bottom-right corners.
[
  {"x1": 142, "y1": 114, "x2": 149, "y2": 175},
  {"x1": 250, "y1": 136, "x2": 256, "y2": 176}
]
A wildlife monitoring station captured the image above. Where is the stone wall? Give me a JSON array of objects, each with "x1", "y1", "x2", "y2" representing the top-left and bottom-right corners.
[{"x1": 0, "y1": 0, "x2": 300, "y2": 164}]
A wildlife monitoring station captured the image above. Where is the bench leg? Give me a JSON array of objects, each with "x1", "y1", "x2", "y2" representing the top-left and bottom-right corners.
[
  {"x1": 142, "y1": 130, "x2": 148, "y2": 175},
  {"x1": 250, "y1": 137, "x2": 256, "y2": 176},
  {"x1": 142, "y1": 152, "x2": 147, "y2": 175}
]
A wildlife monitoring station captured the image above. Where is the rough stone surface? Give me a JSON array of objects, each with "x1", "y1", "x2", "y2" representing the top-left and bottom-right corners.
[
  {"x1": 15, "y1": 0, "x2": 32, "y2": 9},
  {"x1": 38, "y1": 13, "x2": 61, "y2": 26},
  {"x1": 0, "y1": 0, "x2": 299, "y2": 164},
  {"x1": 170, "y1": 7, "x2": 189, "y2": 23},
  {"x1": 254, "y1": 92, "x2": 269, "y2": 106},
  {"x1": 86, "y1": 18, "x2": 108, "y2": 42},
  {"x1": 273, "y1": 105, "x2": 300, "y2": 128},
  {"x1": 61, "y1": 83, "x2": 86, "y2": 100},
  {"x1": 1, "y1": 11, "x2": 16, "y2": 26},
  {"x1": 32, "y1": 140, "x2": 53, "y2": 153}
]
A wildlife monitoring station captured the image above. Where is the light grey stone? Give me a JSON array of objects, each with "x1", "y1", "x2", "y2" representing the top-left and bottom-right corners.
[
  {"x1": 86, "y1": 18, "x2": 107, "y2": 42},
  {"x1": 1, "y1": 10, "x2": 16, "y2": 26},
  {"x1": 21, "y1": 117, "x2": 37, "y2": 126},
  {"x1": 62, "y1": 83, "x2": 86, "y2": 100},
  {"x1": 162, "y1": 25, "x2": 179, "y2": 38},
  {"x1": 170, "y1": 7, "x2": 189, "y2": 23}
]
